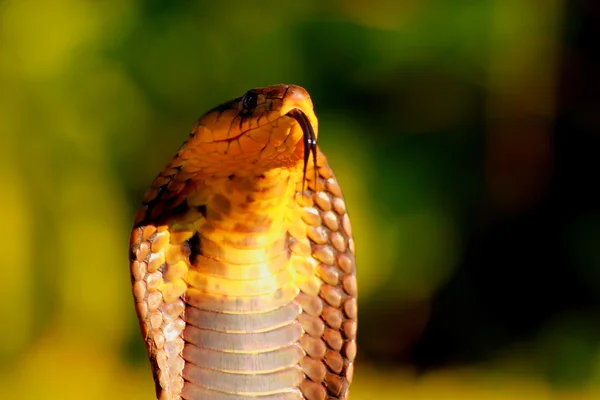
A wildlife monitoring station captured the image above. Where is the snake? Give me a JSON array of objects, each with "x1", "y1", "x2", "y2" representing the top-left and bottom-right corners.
[{"x1": 129, "y1": 84, "x2": 357, "y2": 400}]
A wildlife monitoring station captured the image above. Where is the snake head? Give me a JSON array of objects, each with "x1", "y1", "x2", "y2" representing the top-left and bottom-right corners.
[{"x1": 178, "y1": 84, "x2": 319, "y2": 178}]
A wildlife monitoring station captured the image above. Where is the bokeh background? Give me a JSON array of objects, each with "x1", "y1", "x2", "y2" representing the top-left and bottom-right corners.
[{"x1": 1, "y1": 0, "x2": 599, "y2": 399}]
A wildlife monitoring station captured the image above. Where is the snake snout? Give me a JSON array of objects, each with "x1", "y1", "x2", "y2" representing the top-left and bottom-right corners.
[{"x1": 282, "y1": 84, "x2": 310, "y2": 102}]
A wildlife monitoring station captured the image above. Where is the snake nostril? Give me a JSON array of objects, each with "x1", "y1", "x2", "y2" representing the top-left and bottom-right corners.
[{"x1": 283, "y1": 85, "x2": 311, "y2": 103}]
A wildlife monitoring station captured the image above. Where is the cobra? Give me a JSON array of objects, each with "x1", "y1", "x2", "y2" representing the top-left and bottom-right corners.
[{"x1": 129, "y1": 84, "x2": 357, "y2": 400}]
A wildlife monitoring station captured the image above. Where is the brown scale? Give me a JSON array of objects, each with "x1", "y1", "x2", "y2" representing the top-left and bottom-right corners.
[
  {"x1": 288, "y1": 150, "x2": 357, "y2": 400},
  {"x1": 129, "y1": 85, "x2": 357, "y2": 400}
]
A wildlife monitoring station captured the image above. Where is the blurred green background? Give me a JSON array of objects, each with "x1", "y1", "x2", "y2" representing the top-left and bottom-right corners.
[{"x1": 2, "y1": 0, "x2": 600, "y2": 399}]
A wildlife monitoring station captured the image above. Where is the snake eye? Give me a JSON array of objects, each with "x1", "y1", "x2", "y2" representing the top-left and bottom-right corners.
[{"x1": 240, "y1": 90, "x2": 258, "y2": 114}]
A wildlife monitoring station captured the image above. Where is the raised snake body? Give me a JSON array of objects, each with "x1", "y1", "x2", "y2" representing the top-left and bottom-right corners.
[{"x1": 129, "y1": 84, "x2": 357, "y2": 400}]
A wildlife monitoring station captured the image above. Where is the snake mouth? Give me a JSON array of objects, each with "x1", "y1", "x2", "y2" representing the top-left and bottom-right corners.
[{"x1": 287, "y1": 108, "x2": 318, "y2": 187}]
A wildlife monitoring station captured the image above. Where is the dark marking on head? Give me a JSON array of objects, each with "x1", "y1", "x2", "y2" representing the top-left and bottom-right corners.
[{"x1": 198, "y1": 204, "x2": 207, "y2": 218}]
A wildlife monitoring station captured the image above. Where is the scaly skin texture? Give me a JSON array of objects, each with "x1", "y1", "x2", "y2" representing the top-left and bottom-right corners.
[{"x1": 129, "y1": 85, "x2": 357, "y2": 400}]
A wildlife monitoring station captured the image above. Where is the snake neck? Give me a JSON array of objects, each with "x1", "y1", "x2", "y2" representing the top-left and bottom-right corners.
[
  {"x1": 171, "y1": 167, "x2": 308, "y2": 398},
  {"x1": 183, "y1": 167, "x2": 303, "y2": 301}
]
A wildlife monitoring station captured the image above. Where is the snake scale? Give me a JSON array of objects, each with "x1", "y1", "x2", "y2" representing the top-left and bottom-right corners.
[{"x1": 129, "y1": 84, "x2": 357, "y2": 399}]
